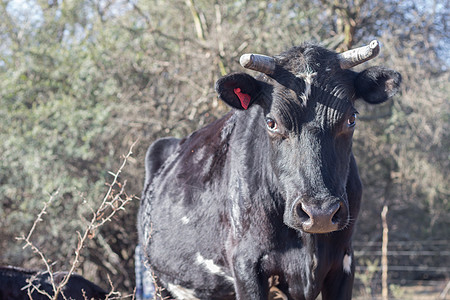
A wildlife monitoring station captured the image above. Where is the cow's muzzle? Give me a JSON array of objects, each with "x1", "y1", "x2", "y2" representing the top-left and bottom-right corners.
[{"x1": 285, "y1": 198, "x2": 348, "y2": 234}]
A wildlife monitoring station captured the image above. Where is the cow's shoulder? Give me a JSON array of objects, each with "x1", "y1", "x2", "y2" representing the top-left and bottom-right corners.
[
  {"x1": 178, "y1": 111, "x2": 236, "y2": 154},
  {"x1": 167, "y1": 112, "x2": 236, "y2": 184}
]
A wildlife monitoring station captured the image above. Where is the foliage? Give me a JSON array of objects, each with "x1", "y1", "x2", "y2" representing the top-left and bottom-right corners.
[{"x1": 0, "y1": 0, "x2": 448, "y2": 294}]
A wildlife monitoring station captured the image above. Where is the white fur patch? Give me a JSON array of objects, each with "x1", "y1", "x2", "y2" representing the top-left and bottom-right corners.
[
  {"x1": 167, "y1": 283, "x2": 200, "y2": 300},
  {"x1": 196, "y1": 253, "x2": 222, "y2": 274},
  {"x1": 181, "y1": 216, "x2": 190, "y2": 224},
  {"x1": 297, "y1": 72, "x2": 317, "y2": 102},
  {"x1": 343, "y1": 254, "x2": 352, "y2": 274},
  {"x1": 196, "y1": 253, "x2": 234, "y2": 282}
]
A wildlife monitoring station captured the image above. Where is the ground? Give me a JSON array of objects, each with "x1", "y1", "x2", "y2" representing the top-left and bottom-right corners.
[{"x1": 353, "y1": 280, "x2": 450, "y2": 300}]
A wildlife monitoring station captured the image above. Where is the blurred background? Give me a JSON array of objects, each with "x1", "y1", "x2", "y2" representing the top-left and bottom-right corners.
[{"x1": 0, "y1": 0, "x2": 448, "y2": 298}]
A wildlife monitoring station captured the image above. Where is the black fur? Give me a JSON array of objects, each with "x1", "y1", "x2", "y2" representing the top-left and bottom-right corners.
[{"x1": 0, "y1": 266, "x2": 108, "y2": 300}]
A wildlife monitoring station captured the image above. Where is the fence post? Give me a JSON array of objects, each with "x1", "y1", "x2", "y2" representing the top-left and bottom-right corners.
[{"x1": 381, "y1": 205, "x2": 389, "y2": 300}]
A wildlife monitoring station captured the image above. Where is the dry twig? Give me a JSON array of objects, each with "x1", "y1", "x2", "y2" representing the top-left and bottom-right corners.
[{"x1": 17, "y1": 141, "x2": 138, "y2": 299}]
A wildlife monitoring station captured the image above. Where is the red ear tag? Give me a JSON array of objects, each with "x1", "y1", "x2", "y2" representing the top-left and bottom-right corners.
[{"x1": 233, "y1": 88, "x2": 251, "y2": 110}]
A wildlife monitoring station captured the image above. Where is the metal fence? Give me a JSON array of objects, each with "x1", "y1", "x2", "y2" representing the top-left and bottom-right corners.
[{"x1": 353, "y1": 240, "x2": 450, "y2": 299}]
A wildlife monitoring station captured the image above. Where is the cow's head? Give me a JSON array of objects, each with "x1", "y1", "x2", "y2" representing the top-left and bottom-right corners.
[{"x1": 216, "y1": 41, "x2": 401, "y2": 234}]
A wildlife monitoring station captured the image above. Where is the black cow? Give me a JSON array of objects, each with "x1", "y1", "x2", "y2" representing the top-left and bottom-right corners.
[
  {"x1": 0, "y1": 266, "x2": 108, "y2": 299},
  {"x1": 138, "y1": 40, "x2": 401, "y2": 300}
]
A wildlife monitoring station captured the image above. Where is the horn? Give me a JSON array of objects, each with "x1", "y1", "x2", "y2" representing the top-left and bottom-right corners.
[
  {"x1": 240, "y1": 53, "x2": 276, "y2": 75},
  {"x1": 339, "y1": 40, "x2": 380, "y2": 69}
]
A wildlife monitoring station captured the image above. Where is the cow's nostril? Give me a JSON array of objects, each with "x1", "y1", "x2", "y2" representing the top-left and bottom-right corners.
[
  {"x1": 331, "y1": 203, "x2": 342, "y2": 224},
  {"x1": 331, "y1": 208, "x2": 339, "y2": 224},
  {"x1": 297, "y1": 204, "x2": 310, "y2": 222}
]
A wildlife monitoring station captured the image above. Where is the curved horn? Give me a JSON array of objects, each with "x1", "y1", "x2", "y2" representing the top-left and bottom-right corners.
[
  {"x1": 240, "y1": 54, "x2": 276, "y2": 75},
  {"x1": 339, "y1": 40, "x2": 380, "y2": 69}
]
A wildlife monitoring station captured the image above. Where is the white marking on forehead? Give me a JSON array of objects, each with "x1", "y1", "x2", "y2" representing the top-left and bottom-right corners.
[
  {"x1": 303, "y1": 72, "x2": 316, "y2": 85},
  {"x1": 297, "y1": 72, "x2": 317, "y2": 102},
  {"x1": 196, "y1": 253, "x2": 235, "y2": 283},
  {"x1": 343, "y1": 253, "x2": 352, "y2": 274},
  {"x1": 167, "y1": 283, "x2": 200, "y2": 300},
  {"x1": 181, "y1": 216, "x2": 190, "y2": 224}
]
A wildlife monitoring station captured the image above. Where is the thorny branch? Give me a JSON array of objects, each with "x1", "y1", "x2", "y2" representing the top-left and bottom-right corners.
[
  {"x1": 17, "y1": 191, "x2": 60, "y2": 297},
  {"x1": 17, "y1": 141, "x2": 138, "y2": 299}
]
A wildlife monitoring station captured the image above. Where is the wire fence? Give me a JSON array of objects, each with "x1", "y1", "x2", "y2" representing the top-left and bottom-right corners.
[{"x1": 353, "y1": 239, "x2": 450, "y2": 299}]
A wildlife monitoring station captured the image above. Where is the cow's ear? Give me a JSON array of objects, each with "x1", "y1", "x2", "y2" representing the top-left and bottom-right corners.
[
  {"x1": 215, "y1": 73, "x2": 262, "y2": 110},
  {"x1": 355, "y1": 66, "x2": 402, "y2": 104}
]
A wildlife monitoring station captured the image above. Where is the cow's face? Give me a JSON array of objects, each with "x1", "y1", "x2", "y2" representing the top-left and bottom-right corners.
[{"x1": 216, "y1": 42, "x2": 401, "y2": 234}]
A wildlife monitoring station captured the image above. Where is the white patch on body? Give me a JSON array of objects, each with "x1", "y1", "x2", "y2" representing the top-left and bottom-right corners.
[
  {"x1": 230, "y1": 175, "x2": 244, "y2": 235},
  {"x1": 343, "y1": 253, "x2": 352, "y2": 274},
  {"x1": 231, "y1": 202, "x2": 240, "y2": 233},
  {"x1": 181, "y1": 216, "x2": 190, "y2": 224},
  {"x1": 196, "y1": 253, "x2": 222, "y2": 274},
  {"x1": 196, "y1": 253, "x2": 234, "y2": 283},
  {"x1": 167, "y1": 283, "x2": 200, "y2": 300}
]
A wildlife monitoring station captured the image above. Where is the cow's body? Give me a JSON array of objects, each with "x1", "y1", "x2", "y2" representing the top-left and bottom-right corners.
[
  {"x1": 0, "y1": 266, "x2": 108, "y2": 300},
  {"x1": 138, "y1": 41, "x2": 401, "y2": 300}
]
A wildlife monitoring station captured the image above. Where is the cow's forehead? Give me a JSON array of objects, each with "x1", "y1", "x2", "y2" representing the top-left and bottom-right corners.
[
  {"x1": 274, "y1": 44, "x2": 355, "y2": 89},
  {"x1": 277, "y1": 44, "x2": 340, "y2": 72},
  {"x1": 259, "y1": 45, "x2": 356, "y2": 125},
  {"x1": 267, "y1": 84, "x2": 354, "y2": 131}
]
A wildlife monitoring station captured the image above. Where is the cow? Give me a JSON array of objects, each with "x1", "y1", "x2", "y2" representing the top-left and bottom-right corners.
[
  {"x1": 137, "y1": 40, "x2": 401, "y2": 300},
  {"x1": 0, "y1": 266, "x2": 108, "y2": 299}
]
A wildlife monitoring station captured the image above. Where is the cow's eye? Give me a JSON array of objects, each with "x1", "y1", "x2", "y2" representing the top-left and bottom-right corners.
[
  {"x1": 347, "y1": 113, "x2": 357, "y2": 128},
  {"x1": 266, "y1": 118, "x2": 278, "y2": 131}
]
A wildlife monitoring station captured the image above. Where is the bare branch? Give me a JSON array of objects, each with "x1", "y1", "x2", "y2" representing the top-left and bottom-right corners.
[
  {"x1": 53, "y1": 141, "x2": 138, "y2": 298},
  {"x1": 185, "y1": 0, "x2": 205, "y2": 41},
  {"x1": 17, "y1": 191, "x2": 60, "y2": 297},
  {"x1": 16, "y1": 141, "x2": 138, "y2": 299}
]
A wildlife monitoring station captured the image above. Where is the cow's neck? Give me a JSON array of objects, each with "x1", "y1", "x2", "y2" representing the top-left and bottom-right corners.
[
  {"x1": 227, "y1": 107, "x2": 280, "y2": 198},
  {"x1": 224, "y1": 108, "x2": 284, "y2": 235}
]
